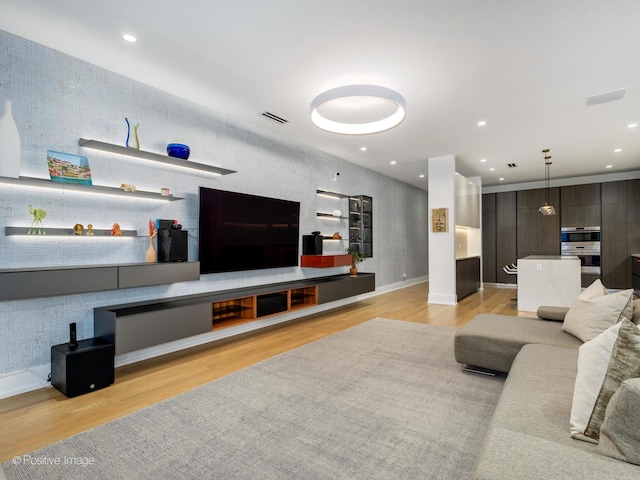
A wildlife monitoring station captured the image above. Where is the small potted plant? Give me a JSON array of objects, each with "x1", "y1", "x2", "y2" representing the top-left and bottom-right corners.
[{"x1": 346, "y1": 247, "x2": 367, "y2": 277}]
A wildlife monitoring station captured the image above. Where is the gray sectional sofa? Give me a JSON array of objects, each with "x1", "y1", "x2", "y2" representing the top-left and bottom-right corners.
[{"x1": 454, "y1": 311, "x2": 640, "y2": 479}]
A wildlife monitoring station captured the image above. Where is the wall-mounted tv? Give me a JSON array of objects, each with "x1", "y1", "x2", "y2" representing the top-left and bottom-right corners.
[{"x1": 198, "y1": 187, "x2": 300, "y2": 274}]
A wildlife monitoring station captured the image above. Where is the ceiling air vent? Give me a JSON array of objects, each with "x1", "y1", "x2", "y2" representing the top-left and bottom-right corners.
[
  {"x1": 261, "y1": 111, "x2": 289, "y2": 124},
  {"x1": 586, "y1": 88, "x2": 626, "y2": 106},
  {"x1": 507, "y1": 163, "x2": 518, "y2": 168}
]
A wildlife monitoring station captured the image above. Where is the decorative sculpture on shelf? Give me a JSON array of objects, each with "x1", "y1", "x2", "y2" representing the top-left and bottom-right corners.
[
  {"x1": 28, "y1": 205, "x2": 46, "y2": 235},
  {"x1": 111, "y1": 223, "x2": 122, "y2": 236},
  {"x1": 146, "y1": 219, "x2": 157, "y2": 262},
  {"x1": 125, "y1": 118, "x2": 140, "y2": 149},
  {"x1": 166, "y1": 143, "x2": 190, "y2": 160},
  {"x1": 120, "y1": 183, "x2": 137, "y2": 192},
  {"x1": 73, "y1": 223, "x2": 83, "y2": 235},
  {"x1": 87, "y1": 224, "x2": 94, "y2": 236}
]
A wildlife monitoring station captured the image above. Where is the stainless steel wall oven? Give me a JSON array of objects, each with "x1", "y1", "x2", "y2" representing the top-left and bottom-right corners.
[{"x1": 560, "y1": 226, "x2": 600, "y2": 274}]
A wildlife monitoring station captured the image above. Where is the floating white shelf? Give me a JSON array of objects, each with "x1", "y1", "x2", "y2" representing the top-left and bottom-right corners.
[
  {"x1": 0, "y1": 176, "x2": 184, "y2": 201},
  {"x1": 5, "y1": 227, "x2": 138, "y2": 237},
  {"x1": 79, "y1": 138, "x2": 236, "y2": 176}
]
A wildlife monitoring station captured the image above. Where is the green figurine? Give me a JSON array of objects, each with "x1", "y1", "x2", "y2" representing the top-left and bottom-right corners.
[{"x1": 28, "y1": 205, "x2": 46, "y2": 235}]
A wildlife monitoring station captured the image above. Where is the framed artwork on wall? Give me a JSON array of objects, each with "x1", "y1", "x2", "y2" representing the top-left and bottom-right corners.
[{"x1": 432, "y1": 208, "x2": 448, "y2": 232}]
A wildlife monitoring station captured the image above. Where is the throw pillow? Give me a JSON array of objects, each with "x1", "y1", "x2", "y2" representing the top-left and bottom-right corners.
[
  {"x1": 581, "y1": 278, "x2": 608, "y2": 299},
  {"x1": 632, "y1": 298, "x2": 640, "y2": 325},
  {"x1": 562, "y1": 288, "x2": 634, "y2": 342},
  {"x1": 569, "y1": 319, "x2": 640, "y2": 443},
  {"x1": 599, "y1": 378, "x2": 640, "y2": 465}
]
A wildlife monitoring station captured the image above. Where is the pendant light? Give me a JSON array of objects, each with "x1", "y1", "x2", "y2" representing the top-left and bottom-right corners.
[{"x1": 538, "y1": 149, "x2": 556, "y2": 215}]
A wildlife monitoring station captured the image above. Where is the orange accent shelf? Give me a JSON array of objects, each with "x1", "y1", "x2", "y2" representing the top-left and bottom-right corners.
[{"x1": 300, "y1": 254, "x2": 353, "y2": 268}]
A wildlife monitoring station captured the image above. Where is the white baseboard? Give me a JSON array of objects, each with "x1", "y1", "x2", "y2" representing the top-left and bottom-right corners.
[
  {"x1": 482, "y1": 282, "x2": 517, "y2": 288},
  {"x1": 427, "y1": 293, "x2": 457, "y2": 305},
  {"x1": 0, "y1": 276, "x2": 429, "y2": 400},
  {"x1": 0, "y1": 369, "x2": 50, "y2": 400}
]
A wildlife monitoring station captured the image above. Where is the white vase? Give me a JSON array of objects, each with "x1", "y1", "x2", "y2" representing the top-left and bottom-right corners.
[{"x1": 0, "y1": 100, "x2": 21, "y2": 178}]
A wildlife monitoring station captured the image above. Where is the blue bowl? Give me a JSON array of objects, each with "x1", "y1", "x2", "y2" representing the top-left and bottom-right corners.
[{"x1": 167, "y1": 143, "x2": 190, "y2": 160}]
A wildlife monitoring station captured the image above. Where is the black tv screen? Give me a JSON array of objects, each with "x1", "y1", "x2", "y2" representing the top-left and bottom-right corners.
[{"x1": 198, "y1": 187, "x2": 300, "y2": 274}]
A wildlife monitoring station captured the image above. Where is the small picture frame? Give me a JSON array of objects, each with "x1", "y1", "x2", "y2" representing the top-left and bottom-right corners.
[
  {"x1": 47, "y1": 150, "x2": 93, "y2": 186},
  {"x1": 432, "y1": 208, "x2": 448, "y2": 232}
]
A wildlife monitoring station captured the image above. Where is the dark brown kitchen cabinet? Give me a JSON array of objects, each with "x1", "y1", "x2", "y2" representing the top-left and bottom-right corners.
[
  {"x1": 628, "y1": 181, "x2": 640, "y2": 289},
  {"x1": 482, "y1": 193, "x2": 497, "y2": 283},
  {"x1": 456, "y1": 257, "x2": 481, "y2": 300},
  {"x1": 496, "y1": 191, "x2": 517, "y2": 283},
  {"x1": 602, "y1": 181, "x2": 629, "y2": 288},
  {"x1": 516, "y1": 188, "x2": 560, "y2": 259},
  {"x1": 560, "y1": 184, "x2": 601, "y2": 227},
  {"x1": 481, "y1": 179, "x2": 638, "y2": 289}
]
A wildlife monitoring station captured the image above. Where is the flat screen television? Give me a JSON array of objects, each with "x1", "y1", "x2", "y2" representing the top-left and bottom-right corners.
[{"x1": 198, "y1": 187, "x2": 300, "y2": 274}]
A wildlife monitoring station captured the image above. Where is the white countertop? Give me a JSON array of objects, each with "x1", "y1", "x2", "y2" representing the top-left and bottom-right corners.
[{"x1": 520, "y1": 255, "x2": 579, "y2": 261}]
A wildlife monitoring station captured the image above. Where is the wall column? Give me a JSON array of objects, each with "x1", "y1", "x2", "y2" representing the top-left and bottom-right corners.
[{"x1": 428, "y1": 154, "x2": 457, "y2": 305}]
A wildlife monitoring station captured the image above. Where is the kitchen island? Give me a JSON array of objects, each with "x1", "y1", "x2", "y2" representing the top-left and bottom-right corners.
[{"x1": 517, "y1": 255, "x2": 581, "y2": 312}]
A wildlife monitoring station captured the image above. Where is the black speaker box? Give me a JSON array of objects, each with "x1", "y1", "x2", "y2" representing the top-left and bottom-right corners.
[
  {"x1": 51, "y1": 338, "x2": 115, "y2": 397},
  {"x1": 302, "y1": 234, "x2": 323, "y2": 255},
  {"x1": 158, "y1": 229, "x2": 188, "y2": 262}
]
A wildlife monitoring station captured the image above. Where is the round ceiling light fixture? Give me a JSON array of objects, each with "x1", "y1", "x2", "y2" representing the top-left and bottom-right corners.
[{"x1": 310, "y1": 85, "x2": 405, "y2": 135}]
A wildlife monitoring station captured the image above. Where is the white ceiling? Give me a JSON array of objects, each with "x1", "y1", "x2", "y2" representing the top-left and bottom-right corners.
[{"x1": 2, "y1": 0, "x2": 640, "y2": 190}]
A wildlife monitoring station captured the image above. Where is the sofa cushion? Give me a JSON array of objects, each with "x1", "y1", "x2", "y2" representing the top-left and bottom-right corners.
[
  {"x1": 537, "y1": 305, "x2": 569, "y2": 322},
  {"x1": 454, "y1": 314, "x2": 582, "y2": 373},
  {"x1": 570, "y1": 319, "x2": 640, "y2": 443},
  {"x1": 562, "y1": 288, "x2": 634, "y2": 342},
  {"x1": 599, "y1": 378, "x2": 640, "y2": 465},
  {"x1": 472, "y1": 344, "x2": 640, "y2": 479}
]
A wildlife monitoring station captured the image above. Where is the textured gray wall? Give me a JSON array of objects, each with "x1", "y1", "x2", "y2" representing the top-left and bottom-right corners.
[{"x1": 0, "y1": 30, "x2": 428, "y2": 373}]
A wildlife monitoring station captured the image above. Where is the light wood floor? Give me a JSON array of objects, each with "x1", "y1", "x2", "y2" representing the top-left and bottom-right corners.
[{"x1": 0, "y1": 282, "x2": 529, "y2": 463}]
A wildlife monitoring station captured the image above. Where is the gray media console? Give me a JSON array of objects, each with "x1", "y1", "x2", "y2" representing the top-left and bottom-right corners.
[{"x1": 95, "y1": 273, "x2": 375, "y2": 355}]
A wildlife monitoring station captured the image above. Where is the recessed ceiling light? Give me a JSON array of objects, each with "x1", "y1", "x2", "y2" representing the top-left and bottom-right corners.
[
  {"x1": 477, "y1": 120, "x2": 487, "y2": 127},
  {"x1": 614, "y1": 148, "x2": 622, "y2": 153},
  {"x1": 499, "y1": 177, "x2": 505, "y2": 181},
  {"x1": 390, "y1": 161, "x2": 396, "y2": 165},
  {"x1": 606, "y1": 165, "x2": 613, "y2": 169},
  {"x1": 419, "y1": 174, "x2": 425, "y2": 178},
  {"x1": 360, "y1": 146, "x2": 367, "y2": 151},
  {"x1": 122, "y1": 34, "x2": 137, "y2": 43},
  {"x1": 627, "y1": 123, "x2": 637, "y2": 128},
  {"x1": 489, "y1": 167, "x2": 495, "y2": 171},
  {"x1": 480, "y1": 158, "x2": 487, "y2": 163}
]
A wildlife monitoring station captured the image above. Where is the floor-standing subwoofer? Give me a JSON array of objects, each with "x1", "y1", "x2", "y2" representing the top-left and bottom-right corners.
[{"x1": 51, "y1": 338, "x2": 115, "y2": 397}]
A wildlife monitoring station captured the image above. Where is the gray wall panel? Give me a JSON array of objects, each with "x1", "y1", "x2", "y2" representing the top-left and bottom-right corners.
[
  {"x1": 118, "y1": 262, "x2": 199, "y2": 289},
  {"x1": 112, "y1": 303, "x2": 211, "y2": 355},
  {"x1": 0, "y1": 267, "x2": 118, "y2": 301}
]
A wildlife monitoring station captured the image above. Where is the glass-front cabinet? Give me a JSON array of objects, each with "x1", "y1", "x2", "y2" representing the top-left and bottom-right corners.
[{"x1": 349, "y1": 195, "x2": 372, "y2": 257}]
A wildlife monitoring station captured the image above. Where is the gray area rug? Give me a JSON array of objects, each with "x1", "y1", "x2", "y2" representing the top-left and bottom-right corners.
[{"x1": 1, "y1": 318, "x2": 504, "y2": 480}]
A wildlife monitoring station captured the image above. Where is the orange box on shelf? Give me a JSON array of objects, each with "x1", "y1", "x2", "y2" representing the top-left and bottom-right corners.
[{"x1": 300, "y1": 254, "x2": 353, "y2": 268}]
